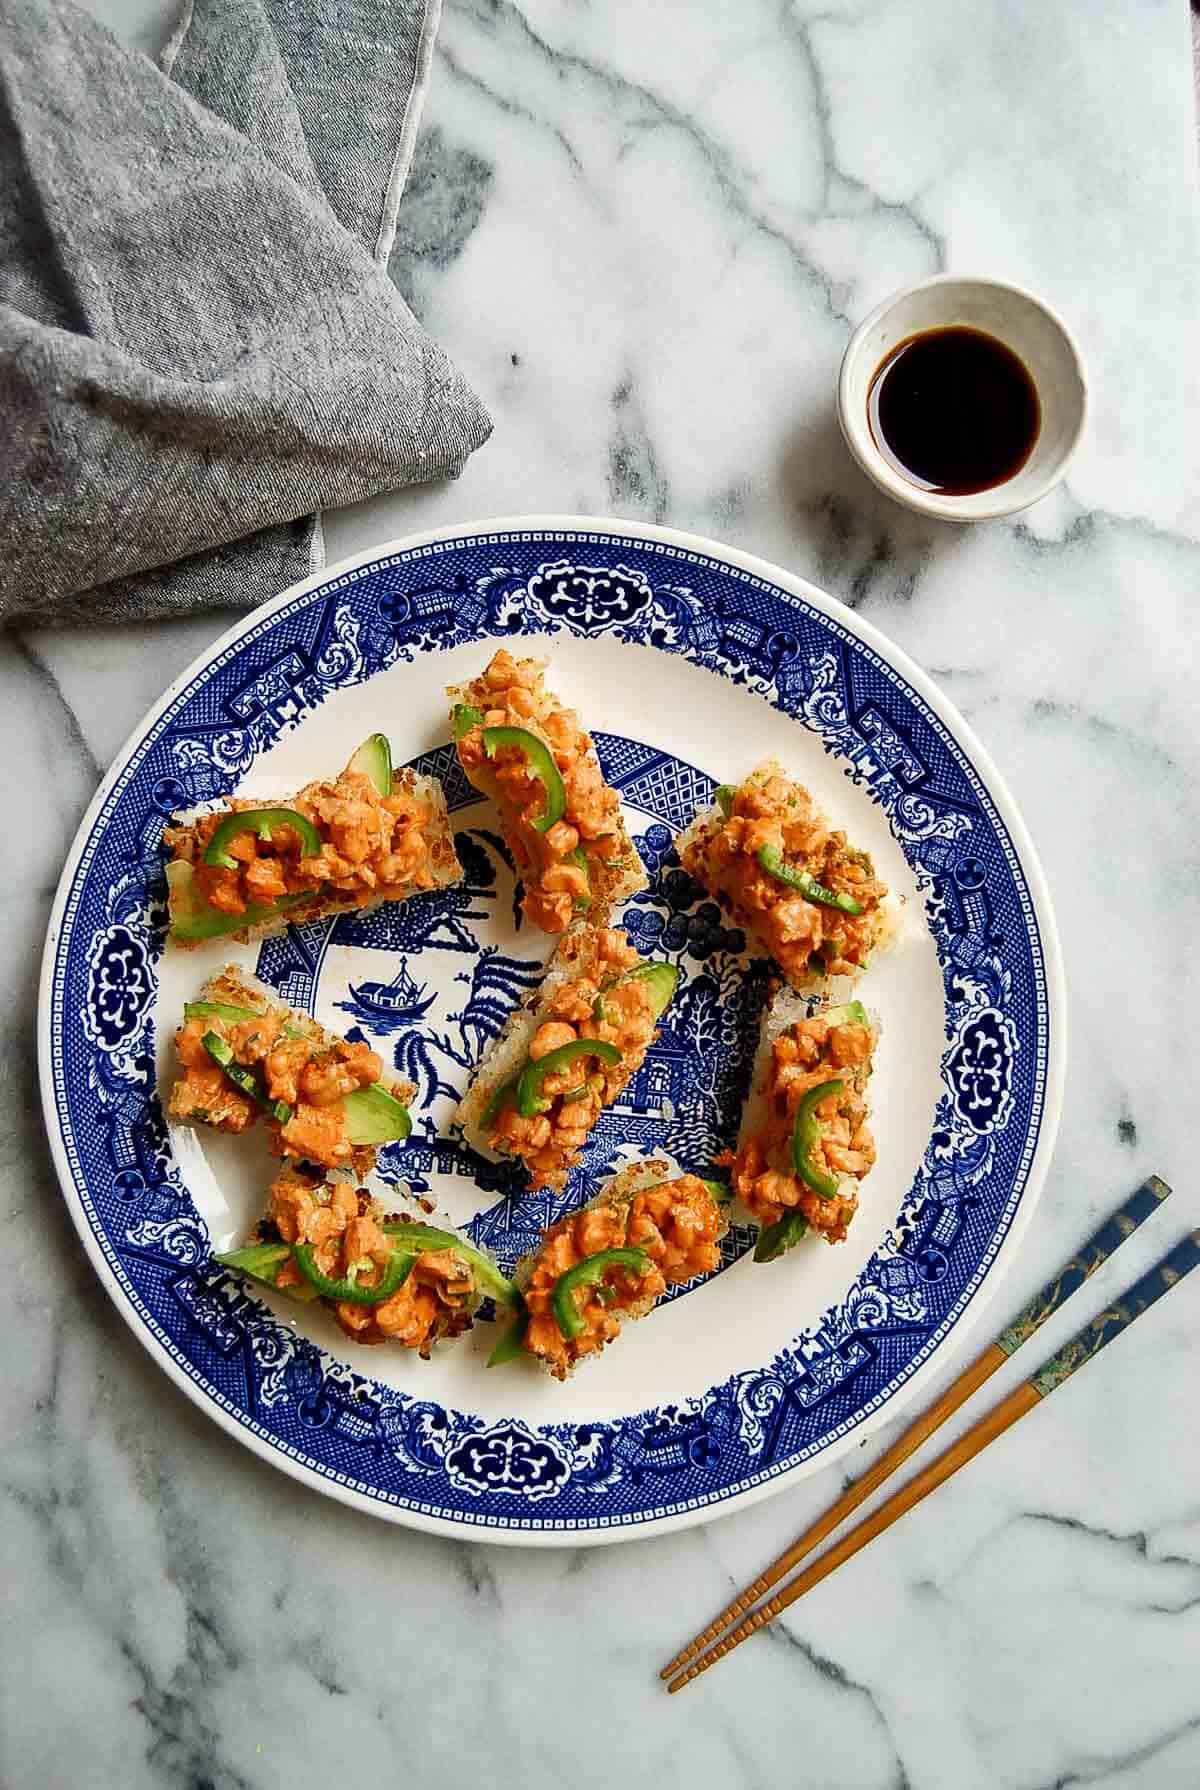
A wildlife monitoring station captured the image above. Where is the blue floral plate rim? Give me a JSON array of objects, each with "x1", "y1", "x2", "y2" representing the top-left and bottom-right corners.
[{"x1": 38, "y1": 515, "x2": 1066, "y2": 1546}]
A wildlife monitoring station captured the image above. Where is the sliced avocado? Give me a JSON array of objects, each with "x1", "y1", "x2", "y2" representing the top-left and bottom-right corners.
[
  {"x1": 753, "y1": 1211, "x2": 810, "y2": 1263},
  {"x1": 486, "y1": 1310, "x2": 530, "y2": 1367},
  {"x1": 217, "y1": 1241, "x2": 290, "y2": 1282},
  {"x1": 346, "y1": 732, "x2": 392, "y2": 796},
  {"x1": 215, "y1": 1242, "x2": 320, "y2": 1302},
  {"x1": 599, "y1": 960, "x2": 680, "y2": 1019},
  {"x1": 341, "y1": 1082, "x2": 413, "y2": 1145},
  {"x1": 184, "y1": 999, "x2": 259, "y2": 1025},
  {"x1": 824, "y1": 1000, "x2": 870, "y2": 1029},
  {"x1": 629, "y1": 960, "x2": 680, "y2": 1018}
]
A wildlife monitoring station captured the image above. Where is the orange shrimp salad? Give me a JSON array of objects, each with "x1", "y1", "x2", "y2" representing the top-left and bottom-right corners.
[
  {"x1": 681, "y1": 763, "x2": 888, "y2": 985},
  {"x1": 264, "y1": 1170, "x2": 476, "y2": 1351},
  {"x1": 168, "y1": 975, "x2": 406, "y2": 1174},
  {"x1": 484, "y1": 927, "x2": 667, "y2": 1191},
  {"x1": 165, "y1": 761, "x2": 455, "y2": 940},
  {"x1": 520, "y1": 1174, "x2": 727, "y2": 1379},
  {"x1": 451, "y1": 649, "x2": 641, "y2": 932},
  {"x1": 729, "y1": 1008, "x2": 878, "y2": 1246}
]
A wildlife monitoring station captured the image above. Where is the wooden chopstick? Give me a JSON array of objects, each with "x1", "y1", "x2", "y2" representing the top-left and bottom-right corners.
[
  {"x1": 669, "y1": 1223, "x2": 1198, "y2": 1692},
  {"x1": 660, "y1": 1175, "x2": 1174, "y2": 1689},
  {"x1": 668, "y1": 1218, "x2": 1198, "y2": 1692}
]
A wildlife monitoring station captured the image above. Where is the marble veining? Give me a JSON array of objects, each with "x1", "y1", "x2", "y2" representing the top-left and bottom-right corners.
[{"x1": 4, "y1": 1, "x2": 1199, "y2": 1787}]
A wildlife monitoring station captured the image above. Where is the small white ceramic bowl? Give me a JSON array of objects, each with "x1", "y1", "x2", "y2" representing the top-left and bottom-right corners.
[{"x1": 837, "y1": 274, "x2": 1087, "y2": 521}]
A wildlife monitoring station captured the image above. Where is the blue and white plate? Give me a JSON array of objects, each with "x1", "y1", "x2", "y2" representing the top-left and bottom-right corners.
[{"x1": 39, "y1": 518, "x2": 1064, "y2": 1546}]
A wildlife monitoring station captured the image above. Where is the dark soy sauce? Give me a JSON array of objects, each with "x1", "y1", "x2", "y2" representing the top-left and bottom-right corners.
[{"x1": 867, "y1": 326, "x2": 1040, "y2": 495}]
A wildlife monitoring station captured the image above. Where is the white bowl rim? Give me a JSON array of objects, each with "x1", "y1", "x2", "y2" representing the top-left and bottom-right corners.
[{"x1": 837, "y1": 272, "x2": 1089, "y2": 522}]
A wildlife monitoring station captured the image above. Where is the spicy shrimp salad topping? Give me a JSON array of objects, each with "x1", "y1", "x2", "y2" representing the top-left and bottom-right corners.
[
  {"x1": 255, "y1": 1170, "x2": 478, "y2": 1352},
  {"x1": 165, "y1": 753, "x2": 452, "y2": 943},
  {"x1": 484, "y1": 928, "x2": 675, "y2": 1190},
  {"x1": 728, "y1": 1007, "x2": 877, "y2": 1257},
  {"x1": 452, "y1": 649, "x2": 635, "y2": 932},
  {"x1": 682, "y1": 765, "x2": 888, "y2": 984},
  {"x1": 168, "y1": 988, "x2": 409, "y2": 1173},
  {"x1": 517, "y1": 1175, "x2": 727, "y2": 1378}
]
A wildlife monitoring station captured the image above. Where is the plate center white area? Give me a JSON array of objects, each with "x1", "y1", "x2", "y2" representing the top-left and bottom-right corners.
[{"x1": 157, "y1": 632, "x2": 944, "y2": 1422}]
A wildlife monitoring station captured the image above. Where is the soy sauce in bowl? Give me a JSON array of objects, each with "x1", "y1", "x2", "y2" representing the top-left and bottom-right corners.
[{"x1": 867, "y1": 325, "x2": 1040, "y2": 496}]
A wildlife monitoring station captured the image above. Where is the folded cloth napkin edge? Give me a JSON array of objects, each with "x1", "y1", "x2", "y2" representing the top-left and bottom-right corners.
[{"x1": 0, "y1": 0, "x2": 489, "y2": 628}]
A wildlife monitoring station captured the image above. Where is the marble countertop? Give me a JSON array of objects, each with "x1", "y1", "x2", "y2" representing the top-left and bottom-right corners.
[{"x1": 5, "y1": 3, "x2": 1200, "y2": 1787}]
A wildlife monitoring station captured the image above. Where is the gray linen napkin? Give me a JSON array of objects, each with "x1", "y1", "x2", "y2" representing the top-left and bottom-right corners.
[{"x1": 0, "y1": 0, "x2": 492, "y2": 625}]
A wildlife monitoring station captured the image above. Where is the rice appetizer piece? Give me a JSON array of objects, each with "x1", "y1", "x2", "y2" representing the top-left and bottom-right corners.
[
  {"x1": 164, "y1": 732, "x2": 461, "y2": 948},
  {"x1": 677, "y1": 761, "x2": 890, "y2": 988},
  {"x1": 217, "y1": 1167, "x2": 518, "y2": 1353},
  {"x1": 728, "y1": 993, "x2": 880, "y2": 1262},
  {"x1": 168, "y1": 966, "x2": 414, "y2": 1176},
  {"x1": 448, "y1": 649, "x2": 647, "y2": 932},
  {"x1": 489, "y1": 1160, "x2": 731, "y2": 1379},
  {"x1": 456, "y1": 924, "x2": 678, "y2": 1192}
]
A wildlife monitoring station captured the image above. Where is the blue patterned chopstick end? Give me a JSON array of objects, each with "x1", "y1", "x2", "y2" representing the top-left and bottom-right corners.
[
  {"x1": 996, "y1": 1174, "x2": 1172, "y2": 1358},
  {"x1": 1031, "y1": 1227, "x2": 1200, "y2": 1398}
]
